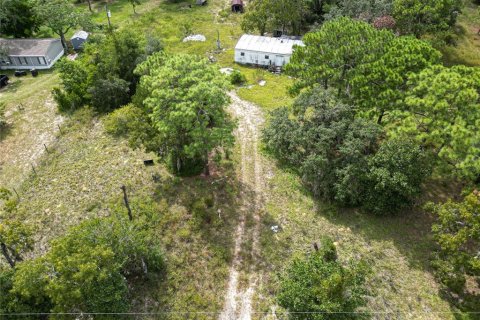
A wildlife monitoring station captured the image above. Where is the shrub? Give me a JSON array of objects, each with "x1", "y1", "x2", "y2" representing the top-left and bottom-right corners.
[
  {"x1": 53, "y1": 59, "x2": 91, "y2": 112},
  {"x1": 230, "y1": 70, "x2": 246, "y2": 85},
  {"x1": 191, "y1": 197, "x2": 215, "y2": 224},
  {"x1": 277, "y1": 237, "x2": 367, "y2": 320},
  {"x1": 53, "y1": 87, "x2": 85, "y2": 113},
  {"x1": 430, "y1": 193, "x2": 480, "y2": 294},
  {"x1": 88, "y1": 77, "x2": 130, "y2": 113},
  {"x1": 8, "y1": 216, "x2": 165, "y2": 314},
  {"x1": 104, "y1": 104, "x2": 160, "y2": 151},
  {"x1": 362, "y1": 138, "x2": 431, "y2": 214}
]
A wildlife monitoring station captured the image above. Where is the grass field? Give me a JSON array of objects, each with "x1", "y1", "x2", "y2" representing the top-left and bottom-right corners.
[
  {"x1": 442, "y1": 0, "x2": 480, "y2": 66},
  {"x1": 254, "y1": 165, "x2": 457, "y2": 319},
  {"x1": 0, "y1": 71, "x2": 62, "y2": 190}
]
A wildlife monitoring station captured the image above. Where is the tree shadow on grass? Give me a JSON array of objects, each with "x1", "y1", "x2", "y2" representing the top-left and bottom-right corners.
[
  {"x1": 269, "y1": 152, "x2": 464, "y2": 273},
  {"x1": 128, "y1": 160, "x2": 274, "y2": 319},
  {"x1": 312, "y1": 176, "x2": 463, "y2": 272}
]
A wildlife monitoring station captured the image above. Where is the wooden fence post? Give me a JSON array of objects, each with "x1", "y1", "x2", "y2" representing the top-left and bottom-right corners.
[{"x1": 121, "y1": 185, "x2": 133, "y2": 221}]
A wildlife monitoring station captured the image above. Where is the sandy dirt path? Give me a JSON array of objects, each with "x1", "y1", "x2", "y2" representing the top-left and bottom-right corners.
[{"x1": 219, "y1": 92, "x2": 266, "y2": 320}]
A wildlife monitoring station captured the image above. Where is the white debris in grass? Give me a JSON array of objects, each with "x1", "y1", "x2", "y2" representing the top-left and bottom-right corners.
[
  {"x1": 183, "y1": 34, "x2": 206, "y2": 42},
  {"x1": 271, "y1": 225, "x2": 279, "y2": 233},
  {"x1": 220, "y1": 67, "x2": 234, "y2": 75},
  {"x1": 258, "y1": 80, "x2": 266, "y2": 86}
]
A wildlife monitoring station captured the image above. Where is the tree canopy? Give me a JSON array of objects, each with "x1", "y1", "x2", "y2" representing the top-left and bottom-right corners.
[
  {"x1": 351, "y1": 36, "x2": 441, "y2": 124},
  {"x1": 325, "y1": 0, "x2": 393, "y2": 22},
  {"x1": 35, "y1": 0, "x2": 92, "y2": 53},
  {"x1": 53, "y1": 30, "x2": 162, "y2": 113},
  {"x1": 133, "y1": 53, "x2": 234, "y2": 175},
  {"x1": 392, "y1": 0, "x2": 460, "y2": 37},
  {"x1": 429, "y1": 192, "x2": 480, "y2": 294},
  {"x1": 286, "y1": 18, "x2": 480, "y2": 182},
  {"x1": 241, "y1": 0, "x2": 309, "y2": 35},
  {"x1": 399, "y1": 65, "x2": 480, "y2": 179},
  {"x1": 362, "y1": 138, "x2": 431, "y2": 214},
  {"x1": 263, "y1": 87, "x2": 380, "y2": 207},
  {"x1": 263, "y1": 86, "x2": 432, "y2": 214},
  {"x1": 5, "y1": 214, "x2": 164, "y2": 314},
  {"x1": 0, "y1": 0, "x2": 41, "y2": 38},
  {"x1": 286, "y1": 17, "x2": 393, "y2": 96}
]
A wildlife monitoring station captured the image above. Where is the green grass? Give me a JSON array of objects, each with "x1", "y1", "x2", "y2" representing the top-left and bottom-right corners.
[
  {"x1": 87, "y1": 0, "x2": 294, "y2": 110},
  {"x1": 236, "y1": 67, "x2": 294, "y2": 111},
  {"x1": 254, "y1": 164, "x2": 456, "y2": 319},
  {"x1": 441, "y1": 0, "x2": 480, "y2": 66},
  {"x1": 0, "y1": 71, "x2": 61, "y2": 190},
  {"x1": 9, "y1": 106, "x2": 241, "y2": 318}
]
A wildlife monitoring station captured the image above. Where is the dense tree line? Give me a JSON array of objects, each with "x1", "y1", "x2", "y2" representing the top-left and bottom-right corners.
[
  {"x1": 241, "y1": 0, "x2": 462, "y2": 40},
  {"x1": 284, "y1": 17, "x2": 480, "y2": 182},
  {"x1": 265, "y1": 15, "x2": 480, "y2": 313}
]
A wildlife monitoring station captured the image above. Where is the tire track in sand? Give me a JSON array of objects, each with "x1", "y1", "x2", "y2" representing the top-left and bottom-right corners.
[{"x1": 219, "y1": 91, "x2": 265, "y2": 320}]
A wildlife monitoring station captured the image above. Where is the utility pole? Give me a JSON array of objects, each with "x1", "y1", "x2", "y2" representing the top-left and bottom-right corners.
[
  {"x1": 216, "y1": 30, "x2": 221, "y2": 50},
  {"x1": 105, "y1": 4, "x2": 112, "y2": 29}
]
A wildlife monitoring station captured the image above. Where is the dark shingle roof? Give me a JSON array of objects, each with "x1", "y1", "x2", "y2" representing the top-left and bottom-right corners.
[{"x1": 0, "y1": 38, "x2": 61, "y2": 56}]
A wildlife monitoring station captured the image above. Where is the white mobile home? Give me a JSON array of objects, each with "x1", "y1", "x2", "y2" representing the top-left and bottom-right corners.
[
  {"x1": 0, "y1": 38, "x2": 64, "y2": 70},
  {"x1": 234, "y1": 34, "x2": 303, "y2": 68}
]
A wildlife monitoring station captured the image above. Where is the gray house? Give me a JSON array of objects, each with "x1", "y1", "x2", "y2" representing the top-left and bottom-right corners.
[
  {"x1": 0, "y1": 38, "x2": 64, "y2": 70},
  {"x1": 71, "y1": 31, "x2": 89, "y2": 51}
]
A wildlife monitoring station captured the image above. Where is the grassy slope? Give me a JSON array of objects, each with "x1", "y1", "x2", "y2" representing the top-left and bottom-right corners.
[
  {"x1": 0, "y1": 71, "x2": 62, "y2": 190},
  {"x1": 442, "y1": 1, "x2": 480, "y2": 66}
]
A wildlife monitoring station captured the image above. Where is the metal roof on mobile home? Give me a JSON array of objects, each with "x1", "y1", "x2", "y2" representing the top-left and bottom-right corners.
[
  {"x1": 235, "y1": 34, "x2": 303, "y2": 55},
  {"x1": 0, "y1": 38, "x2": 61, "y2": 56}
]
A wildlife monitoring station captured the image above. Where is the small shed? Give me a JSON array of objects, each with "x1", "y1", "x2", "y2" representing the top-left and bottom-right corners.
[
  {"x1": 234, "y1": 34, "x2": 303, "y2": 68},
  {"x1": 0, "y1": 38, "x2": 64, "y2": 70},
  {"x1": 71, "y1": 30, "x2": 89, "y2": 51},
  {"x1": 231, "y1": 0, "x2": 243, "y2": 12}
]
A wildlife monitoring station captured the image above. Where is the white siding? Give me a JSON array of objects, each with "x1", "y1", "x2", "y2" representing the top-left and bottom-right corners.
[{"x1": 234, "y1": 34, "x2": 303, "y2": 67}]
